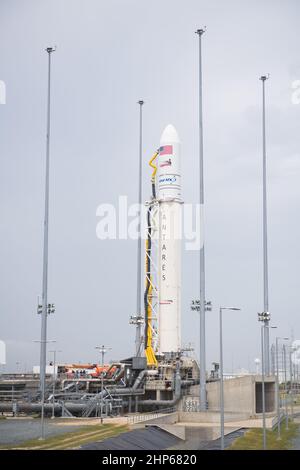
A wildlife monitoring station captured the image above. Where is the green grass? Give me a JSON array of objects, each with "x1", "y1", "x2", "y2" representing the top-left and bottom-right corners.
[
  {"x1": 228, "y1": 420, "x2": 299, "y2": 450},
  {"x1": 0, "y1": 423, "x2": 128, "y2": 450}
]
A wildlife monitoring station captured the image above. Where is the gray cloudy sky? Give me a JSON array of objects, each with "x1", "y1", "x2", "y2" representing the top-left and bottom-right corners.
[{"x1": 0, "y1": 0, "x2": 300, "y2": 373}]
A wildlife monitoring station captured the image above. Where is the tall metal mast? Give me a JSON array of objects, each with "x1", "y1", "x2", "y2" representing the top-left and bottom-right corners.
[
  {"x1": 130, "y1": 101, "x2": 145, "y2": 356},
  {"x1": 135, "y1": 100, "x2": 144, "y2": 356},
  {"x1": 95, "y1": 345, "x2": 112, "y2": 423},
  {"x1": 39, "y1": 46, "x2": 55, "y2": 438},
  {"x1": 260, "y1": 75, "x2": 270, "y2": 375},
  {"x1": 196, "y1": 28, "x2": 207, "y2": 410}
]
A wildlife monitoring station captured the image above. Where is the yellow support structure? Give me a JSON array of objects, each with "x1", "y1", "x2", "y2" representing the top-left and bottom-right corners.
[
  {"x1": 144, "y1": 150, "x2": 159, "y2": 368},
  {"x1": 149, "y1": 150, "x2": 158, "y2": 182},
  {"x1": 145, "y1": 271, "x2": 158, "y2": 367}
]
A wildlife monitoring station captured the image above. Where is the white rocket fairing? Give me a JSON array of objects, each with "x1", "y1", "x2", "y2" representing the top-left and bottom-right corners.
[{"x1": 157, "y1": 124, "x2": 182, "y2": 354}]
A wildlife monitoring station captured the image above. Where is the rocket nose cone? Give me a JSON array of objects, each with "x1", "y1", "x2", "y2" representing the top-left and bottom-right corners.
[{"x1": 160, "y1": 124, "x2": 180, "y2": 145}]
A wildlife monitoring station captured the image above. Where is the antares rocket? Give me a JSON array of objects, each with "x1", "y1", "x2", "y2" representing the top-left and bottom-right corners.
[
  {"x1": 144, "y1": 124, "x2": 182, "y2": 362},
  {"x1": 157, "y1": 125, "x2": 182, "y2": 353}
]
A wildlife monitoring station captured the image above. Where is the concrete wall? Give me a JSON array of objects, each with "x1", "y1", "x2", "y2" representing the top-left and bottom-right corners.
[
  {"x1": 178, "y1": 410, "x2": 249, "y2": 423},
  {"x1": 131, "y1": 412, "x2": 178, "y2": 429},
  {"x1": 206, "y1": 376, "x2": 255, "y2": 415},
  {"x1": 206, "y1": 375, "x2": 276, "y2": 416},
  {"x1": 186, "y1": 384, "x2": 200, "y2": 396},
  {"x1": 144, "y1": 412, "x2": 178, "y2": 425}
]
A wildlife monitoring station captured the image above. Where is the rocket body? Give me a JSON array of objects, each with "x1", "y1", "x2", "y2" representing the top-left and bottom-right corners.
[{"x1": 157, "y1": 125, "x2": 182, "y2": 354}]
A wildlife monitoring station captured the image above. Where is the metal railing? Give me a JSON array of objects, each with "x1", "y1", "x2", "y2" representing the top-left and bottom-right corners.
[
  {"x1": 127, "y1": 406, "x2": 176, "y2": 424},
  {"x1": 0, "y1": 373, "x2": 45, "y2": 380},
  {"x1": 271, "y1": 410, "x2": 285, "y2": 430},
  {"x1": 0, "y1": 390, "x2": 31, "y2": 401}
]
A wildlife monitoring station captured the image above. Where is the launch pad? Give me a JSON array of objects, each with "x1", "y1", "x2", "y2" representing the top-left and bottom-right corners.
[
  {"x1": 0, "y1": 124, "x2": 201, "y2": 419},
  {"x1": 0, "y1": 353, "x2": 200, "y2": 417}
]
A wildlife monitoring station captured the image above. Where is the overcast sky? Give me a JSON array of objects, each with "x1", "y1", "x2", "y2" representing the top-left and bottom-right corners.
[{"x1": 0, "y1": 0, "x2": 300, "y2": 373}]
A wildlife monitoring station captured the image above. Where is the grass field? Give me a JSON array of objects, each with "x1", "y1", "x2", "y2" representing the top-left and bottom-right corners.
[
  {"x1": 228, "y1": 420, "x2": 300, "y2": 450},
  {"x1": 0, "y1": 423, "x2": 128, "y2": 450}
]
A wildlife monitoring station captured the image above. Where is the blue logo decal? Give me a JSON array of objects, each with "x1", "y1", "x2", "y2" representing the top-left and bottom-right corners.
[{"x1": 159, "y1": 176, "x2": 177, "y2": 184}]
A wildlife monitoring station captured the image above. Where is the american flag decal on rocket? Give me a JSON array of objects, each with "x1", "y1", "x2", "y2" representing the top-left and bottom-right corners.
[{"x1": 159, "y1": 145, "x2": 173, "y2": 156}]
